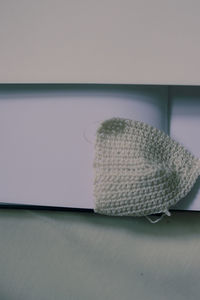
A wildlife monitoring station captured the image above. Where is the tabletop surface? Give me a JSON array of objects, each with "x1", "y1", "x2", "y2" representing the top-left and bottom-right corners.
[{"x1": 0, "y1": 208, "x2": 200, "y2": 300}]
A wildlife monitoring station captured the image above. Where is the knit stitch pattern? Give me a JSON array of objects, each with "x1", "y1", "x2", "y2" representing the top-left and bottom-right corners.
[{"x1": 93, "y1": 118, "x2": 200, "y2": 216}]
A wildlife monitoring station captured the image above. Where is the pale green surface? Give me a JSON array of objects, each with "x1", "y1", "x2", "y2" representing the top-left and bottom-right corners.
[{"x1": 0, "y1": 209, "x2": 200, "y2": 300}]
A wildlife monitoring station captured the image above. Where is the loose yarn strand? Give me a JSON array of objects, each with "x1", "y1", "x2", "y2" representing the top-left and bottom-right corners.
[{"x1": 145, "y1": 210, "x2": 171, "y2": 224}]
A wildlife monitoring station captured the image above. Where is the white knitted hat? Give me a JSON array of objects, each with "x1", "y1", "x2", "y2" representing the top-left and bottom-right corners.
[{"x1": 93, "y1": 118, "x2": 200, "y2": 217}]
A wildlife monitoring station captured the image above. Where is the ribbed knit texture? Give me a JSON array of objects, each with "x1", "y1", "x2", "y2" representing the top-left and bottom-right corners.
[{"x1": 93, "y1": 118, "x2": 200, "y2": 216}]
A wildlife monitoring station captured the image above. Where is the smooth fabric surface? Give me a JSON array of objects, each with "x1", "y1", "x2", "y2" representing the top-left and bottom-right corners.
[{"x1": 0, "y1": 209, "x2": 200, "y2": 300}]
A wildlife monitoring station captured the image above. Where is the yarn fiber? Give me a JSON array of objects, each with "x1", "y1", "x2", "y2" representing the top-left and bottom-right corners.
[{"x1": 93, "y1": 118, "x2": 200, "y2": 216}]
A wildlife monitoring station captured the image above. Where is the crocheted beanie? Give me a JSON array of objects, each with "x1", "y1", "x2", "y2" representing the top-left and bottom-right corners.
[{"x1": 93, "y1": 118, "x2": 200, "y2": 217}]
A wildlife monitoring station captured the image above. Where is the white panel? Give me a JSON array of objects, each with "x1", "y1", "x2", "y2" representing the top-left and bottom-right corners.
[{"x1": 0, "y1": 85, "x2": 168, "y2": 208}]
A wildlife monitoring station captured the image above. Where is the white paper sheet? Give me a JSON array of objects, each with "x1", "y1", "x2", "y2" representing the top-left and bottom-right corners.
[{"x1": 0, "y1": 85, "x2": 168, "y2": 208}]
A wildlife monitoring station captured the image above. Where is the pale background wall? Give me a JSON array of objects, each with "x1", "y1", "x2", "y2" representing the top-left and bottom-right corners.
[{"x1": 0, "y1": 0, "x2": 200, "y2": 84}]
